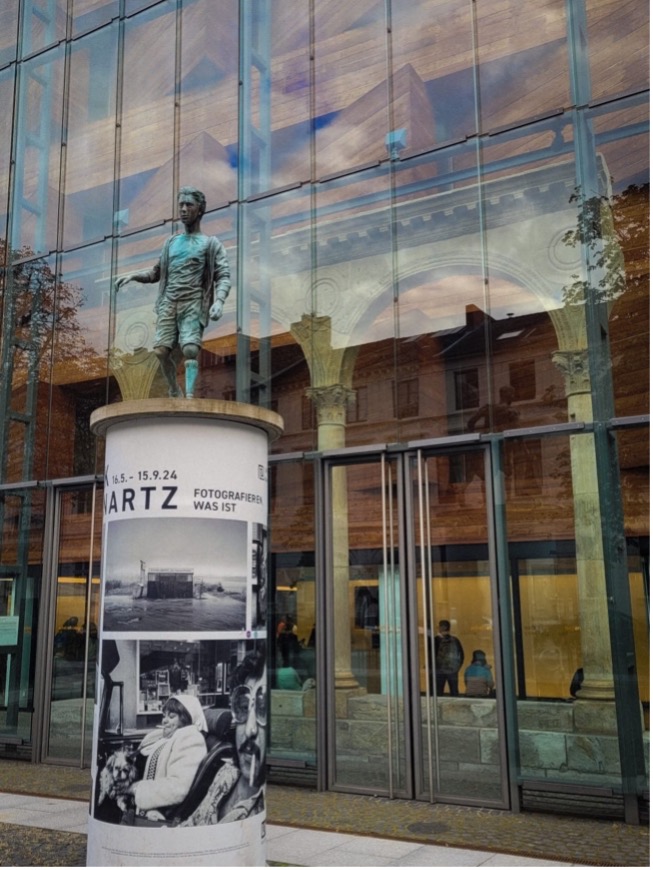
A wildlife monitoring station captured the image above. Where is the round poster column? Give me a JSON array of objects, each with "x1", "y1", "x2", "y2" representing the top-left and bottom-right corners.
[{"x1": 87, "y1": 399, "x2": 283, "y2": 867}]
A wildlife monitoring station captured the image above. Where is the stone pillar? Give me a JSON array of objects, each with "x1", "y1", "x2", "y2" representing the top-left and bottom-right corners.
[
  {"x1": 291, "y1": 315, "x2": 360, "y2": 692},
  {"x1": 552, "y1": 349, "x2": 615, "y2": 701},
  {"x1": 308, "y1": 385, "x2": 359, "y2": 690}
]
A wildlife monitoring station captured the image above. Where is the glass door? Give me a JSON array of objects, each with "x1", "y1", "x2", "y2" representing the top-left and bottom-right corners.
[
  {"x1": 325, "y1": 455, "x2": 408, "y2": 796},
  {"x1": 43, "y1": 484, "x2": 102, "y2": 764},
  {"x1": 408, "y1": 447, "x2": 509, "y2": 806},
  {"x1": 0, "y1": 487, "x2": 46, "y2": 757},
  {"x1": 324, "y1": 446, "x2": 509, "y2": 806}
]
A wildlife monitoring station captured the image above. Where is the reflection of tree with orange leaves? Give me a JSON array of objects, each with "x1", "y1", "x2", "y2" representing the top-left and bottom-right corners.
[
  {"x1": 1, "y1": 241, "x2": 96, "y2": 383},
  {"x1": 0, "y1": 240, "x2": 97, "y2": 483}
]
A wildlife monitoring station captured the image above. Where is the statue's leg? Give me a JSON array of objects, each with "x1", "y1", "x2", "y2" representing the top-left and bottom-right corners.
[
  {"x1": 154, "y1": 345, "x2": 183, "y2": 397},
  {"x1": 182, "y1": 343, "x2": 200, "y2": 398}
]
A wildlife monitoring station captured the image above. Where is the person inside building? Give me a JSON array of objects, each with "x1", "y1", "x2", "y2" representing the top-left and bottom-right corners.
[
  {"x1": 464, "y1": 649, "x2": 495, "y2": 697},
  {"x1": 434, "y1": 619, "x2": 465, "y2": 696},
  {"x1": 276, "y1": 664, "x2": 303, "y2": 690},
  {"x1": 169, "y1": 658, "x2": 183, "y2": 693},
  {"x1": 277, "y1": 613, "x2": 301, "y2": 668},
  {"x1": 119, "y1": 694, "x2": 208, "y2": 825}
]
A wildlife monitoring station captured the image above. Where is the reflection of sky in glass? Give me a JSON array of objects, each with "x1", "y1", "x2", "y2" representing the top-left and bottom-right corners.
[
  {"x1": 106, "y1": 517, "x2": 247, "y2": 584},
  {"x1": 359, "y1": 274, "x2": 550, "y2": 347}
]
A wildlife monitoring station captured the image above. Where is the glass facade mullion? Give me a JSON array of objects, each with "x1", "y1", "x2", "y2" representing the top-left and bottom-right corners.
[
  {"x1": 11, "y1": 44, "x2": 65, "y2": 257},
  {"x1": 19, "y1": 0, "x2": 67, "y2": 61},
  {"x1": 118, "y1": 1, "x2": 177, "y2": 231},
  {"x1": 63, "y1": 22, "x2": 119, "y2": 250}
]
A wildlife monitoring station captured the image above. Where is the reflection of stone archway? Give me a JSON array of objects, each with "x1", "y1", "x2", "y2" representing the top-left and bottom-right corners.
[{"x1": 284, "y1": 179, "x2": 616, "y2": 702}]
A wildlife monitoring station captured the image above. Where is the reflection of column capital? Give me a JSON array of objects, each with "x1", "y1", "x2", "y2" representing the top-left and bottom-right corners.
[
  {"x1": 552, "y1": 349, "x2": 590, "y2": 397},
  {"x1": 291, "y1": 313, "x2": 333, "y2": 347},
  {"x1": 109, "y1": 347, "x2": 160, "y2": 400},
  {"x1": 307, "y1": 384, "x2": 354, "y2": 425}
]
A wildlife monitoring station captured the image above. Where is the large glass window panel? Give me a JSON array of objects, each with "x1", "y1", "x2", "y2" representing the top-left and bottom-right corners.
[
  {"x1": 313, "y1": 0, "x2": 389, "y2": 179},
  {"x1": 516, "y1": 554, "x2": 580, "y2": 699},
  {"x1": 269, "y1": 460, "x2": 316, "y2": 772},
  {"x1": 239, "y1": 187, "x2": 312, "y2": 436},
  {"x1": 47, "y1": 485, "x2": 102, "y2": 763},
  {"x1": 0, "y1": 67, "x2": 15, "y2": 240},
  {"x1": 63, "y1": 24, "x2": 119, "y2": 249},
  {"x1": 507, "y1": 434, "x2": 622, "y2": 789},
  {"x1": 0, "y1": 256, "x2": 57, "y2": 484},
  {"x1": 475, "y1": 0, "x2": 569, "y2": 134},
  {"x1": 313, "y1": 166, "x2": 394, "y2": 448},
  {"x1": 390, "y1": 0, "x2": 476, "y2": 146},
  {"x1": 0, "y1": 487, "x2": 45, "y2": 757},
  {"x1": 20, "y1": 0, "x2": 67, "y2": 58},
  {"x1": 0, "y1": 0, "x2": 19, "y2": 66},
  {"x1": 72, "y1": 0, "x2": 119, "y2": 35},
  {"x1": 268, "y1": 1, "x2": 311, "y2": 190},
  {"x1": 112, "y1": 225, "x2": 171, "y2": 401},
  {"x1": 390, "y1": 142, "x2": 488, "y2": 442},
  {"x1": 118, "y1": 1, "x2": 176, "y2": 231},
  {"x1": 11, "y1": 45, "x2": 65, "y2": 256},
  {"x1": 617, "y1": 427, "x2": 649, "y2": 752},
  {"x1": 586, "y1": 0, "x2": 649, "y2": 103},
  {"x1": 587, "y1": 102, "x2": 649, "y2": 420},
  {"x1": 179, "y1": 0, "x2": 238, "y2": 206},
  {"x1": 48, "y1": 242, "x2": 113, "y2": 478},
  {"x1": 238, "y1": 0, "x2": 312, "y2": 194},
  {"x1": 479, "y1": 118, "x2": 583, "y2": 432},
  {"x1": 626, "y1": 546, "x2": 649, "y2": 731}
]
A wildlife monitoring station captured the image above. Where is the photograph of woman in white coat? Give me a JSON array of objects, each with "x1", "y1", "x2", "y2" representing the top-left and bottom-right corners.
[{"x1": 121, "y1": 694, "x2": 207, "y2": 824}]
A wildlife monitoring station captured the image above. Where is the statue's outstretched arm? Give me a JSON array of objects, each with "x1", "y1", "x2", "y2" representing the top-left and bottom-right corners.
[{"x1": 114, "y1": 264, "x2": 160, "y2": 292}]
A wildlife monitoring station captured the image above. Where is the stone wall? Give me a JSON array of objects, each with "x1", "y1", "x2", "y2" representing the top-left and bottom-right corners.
[{"x1": 270, "y1": 689, "x2": 650, "y2": 786}]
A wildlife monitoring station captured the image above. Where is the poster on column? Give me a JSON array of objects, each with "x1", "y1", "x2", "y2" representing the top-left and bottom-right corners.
[{"x1": 87, "y1": 417, "x2": 270, "y2": 867}]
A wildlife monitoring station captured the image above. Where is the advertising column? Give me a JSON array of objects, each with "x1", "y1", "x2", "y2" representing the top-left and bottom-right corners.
[{"x1": 87, "y1": 399, "x2": 282, "y2": 867}]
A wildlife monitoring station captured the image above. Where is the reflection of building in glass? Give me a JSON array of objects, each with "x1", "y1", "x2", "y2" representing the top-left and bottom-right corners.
[{"x1": 0, "y1": 0, "x2": 648, "y2": 827}]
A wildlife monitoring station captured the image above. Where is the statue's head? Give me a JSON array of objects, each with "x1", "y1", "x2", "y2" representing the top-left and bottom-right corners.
[{"x1": 178, "y1": 186, "x2": 206, "y2": 217}]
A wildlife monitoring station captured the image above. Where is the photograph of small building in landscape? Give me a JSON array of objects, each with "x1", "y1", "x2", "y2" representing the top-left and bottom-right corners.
[{"x1": 102, "y1": 517, "x2": 248, "y2": 633}]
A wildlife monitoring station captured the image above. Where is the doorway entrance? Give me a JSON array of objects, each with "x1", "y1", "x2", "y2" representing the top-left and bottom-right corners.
[
  {"x1": 41, "y1": 483, "x2": 102, "y2": 765},
  {"x1": 325, "y1": 446, "x2": 509, "y2": 807}
]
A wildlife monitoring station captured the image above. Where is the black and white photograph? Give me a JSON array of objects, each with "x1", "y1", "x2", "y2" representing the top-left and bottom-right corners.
[
  {"x1": 101, "y1": 518, "x2": 248, "y2": 632},
  {"x1": 94, "y1": 637, "x2": 266, "y2": 828},
  {"x1": 251, "y1": 523, "x2": 268, "y2": 629}
]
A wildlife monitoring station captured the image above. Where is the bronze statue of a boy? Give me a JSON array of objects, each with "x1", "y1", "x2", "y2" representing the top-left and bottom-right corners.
[{"x1": 115, "y1": 187, "x2": 231, "y2": 398}]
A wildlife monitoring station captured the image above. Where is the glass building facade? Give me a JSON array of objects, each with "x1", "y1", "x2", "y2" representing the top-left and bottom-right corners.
[{"x1": 0, "y1": 0, "x2": 648, "y2": 822}]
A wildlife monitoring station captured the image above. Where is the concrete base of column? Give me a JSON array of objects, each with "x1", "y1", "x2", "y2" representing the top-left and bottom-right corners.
[
  {"x1": 575, "y1": 679, "x2": 615, "y2": 702},
  {"x1": 334, "y1": 670, "x2": 361, "y2": 690}
]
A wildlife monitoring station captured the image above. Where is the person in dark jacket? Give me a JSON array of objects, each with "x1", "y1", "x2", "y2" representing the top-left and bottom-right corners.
[{"x1": 434, "y1": 620, "x2": 465, "y2": 696}]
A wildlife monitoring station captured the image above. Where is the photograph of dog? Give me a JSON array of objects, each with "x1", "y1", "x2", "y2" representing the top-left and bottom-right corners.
[{"x1": 97, "y1": 747, "x2": 139, "y2": 817}]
